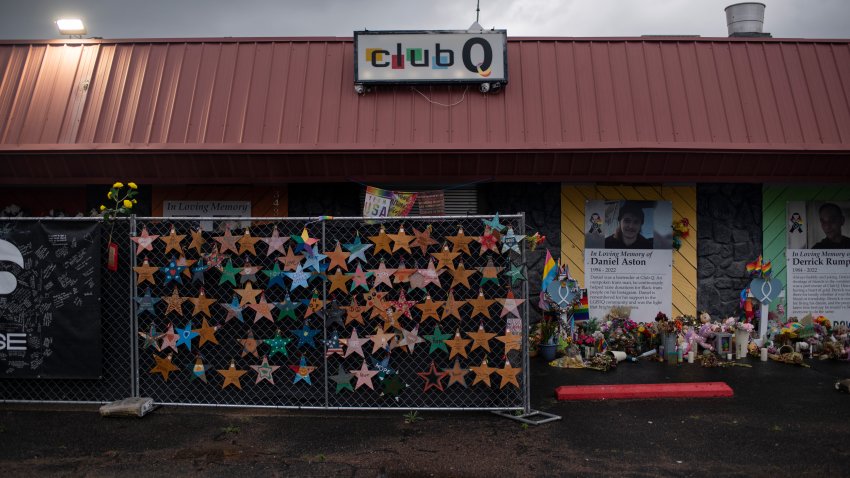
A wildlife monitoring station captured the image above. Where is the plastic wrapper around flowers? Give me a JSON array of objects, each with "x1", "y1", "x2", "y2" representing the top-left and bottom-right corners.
[{"x1": 133, "y1": 215, "x2": 527, "y2": 409}]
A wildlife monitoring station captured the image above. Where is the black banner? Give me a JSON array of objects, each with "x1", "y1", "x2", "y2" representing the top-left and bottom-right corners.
[{"x1": 0, "y1": 221, "x2": 101, "y2": 379}]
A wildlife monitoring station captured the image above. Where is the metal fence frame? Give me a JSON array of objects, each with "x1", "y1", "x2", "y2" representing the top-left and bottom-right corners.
[{"x1": 2, "y1": 215, "x2": 533, "y2": 415}]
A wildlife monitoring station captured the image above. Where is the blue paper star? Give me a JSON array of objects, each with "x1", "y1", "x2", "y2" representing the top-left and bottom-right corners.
[
  {"x1": 343, "y1": 235, "x2": 373, "y2": 264},
  {"x1": 263, "y1": 262, "x2": 288, "y2": 289},
  {"x1": 291, "y1": 324, "x2": 321, "y2": 349},
  {"x1": 135, "y1": 288, "x2": 161, "y2": 317},
  {"x1": 175, "y1": 322, "x2": 199, "y2": 351},
  {"x1": 161, "y1": 257, "x2": 186, "y2": 284},
  {"x1": 482, "y1": 213, "x2": 507, "y2": 232},
  {"x1": 284, "y1": 263, "x2": 311, "y2": 291},
  {"x1": 302, "y1": 245, "x2": 328, "y2": 272},
  {"x1": 370, "y1": 354, "x2": 395, "y2": 382},
  {"x1": 191, "y1": 258, "x2": 209, "y2": 284},
  {"x1": 290, "y1": 356, "x2": 317, "y2": 384},
  {"x1": 222, "y1": 295, "x2": 245, "y2": 323}
]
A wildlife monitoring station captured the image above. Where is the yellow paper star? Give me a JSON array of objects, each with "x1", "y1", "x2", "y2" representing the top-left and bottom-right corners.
[
  {"x1": 218, "y1": 360, "x2": 248, "y2": 389},
  {"x1": 160, "y1": 227, "x2": 186, "y2": 255},
  {"x1": 134, "y1": 259, "x2": 158, "y2": 285}
]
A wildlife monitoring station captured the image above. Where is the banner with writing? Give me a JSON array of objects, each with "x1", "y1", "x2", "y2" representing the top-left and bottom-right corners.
[
  {"x1": 417, "y1": 190, "x2": 445, "y2": 216},
  {"x1": 0, "y1": 221, "x2": 101, "y2": 378},
  {"x1": 363, "y1": 186, "x2": 418, "y2": 218}
]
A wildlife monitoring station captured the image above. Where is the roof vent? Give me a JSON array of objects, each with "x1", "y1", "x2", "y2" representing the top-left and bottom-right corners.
[{"x1": 725, "y1": 3, "x2": 771, "y2": 37}]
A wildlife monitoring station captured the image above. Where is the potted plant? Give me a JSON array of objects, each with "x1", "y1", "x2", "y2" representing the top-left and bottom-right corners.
[{"x1": 537, "y1": 317, "x2": 559, "y2": 361}]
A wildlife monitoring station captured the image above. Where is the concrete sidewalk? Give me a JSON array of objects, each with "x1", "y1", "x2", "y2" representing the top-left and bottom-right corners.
[{"x1": 2, "y1": 357, "x2": 848, "y2": 477}]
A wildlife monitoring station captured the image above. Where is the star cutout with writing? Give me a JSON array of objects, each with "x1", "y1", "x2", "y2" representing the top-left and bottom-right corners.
[
  {"x1": 263, "y1": 262, "x2": 288, "y2": 289},
  {"x1": 441, "y1": 290, "x2": 465, "y2": 321},
  {"x1": 134, "y1": 258, "x2": 158, "y2": 285},
  {"x1": 175, "y1": 321, "x2": 200, "y2": 351},
  {"x1": 504, "y1": 263, "x2": 526, "y2": 286},
  {"x1": 346, "y1": 264, "x2": 373, "y2": 292},
  {"x1": 478, "y1": 257, "x2": 504, "y2": 285},
  {"x1": 188, "y1": 229, "x2": 206, "y2": 255},
  {"x1": 159, "y1": 324, "x2": 180, "y2": 353},
  {"x1": 284, "y1": 263, "x2": 311, "y2": 291},
  {"x1": 344, "y1": 234, "x2": 373, "y2": 263},
  {"x1": 388, "y1": 226, "x2": 414, "y2": 254},
  {"x1": 218, "y1": 360, "x2": 248, "y2": 389},
  {"x1": 341, "y1": 328, "x2": 369, "y2": 358},
  {"x1": 330, "y1": 364, "x2": 354, "y2": 393},
  {"x1": 431, "y1": 245, "x2": 459, "y2": 271},
  {"x1": 443, "y1": 359, "x2": 469, "y2": 388},
  {"x1": 239, "y1": 259, "x2": 260, "y2": 284},
  {"x1": 470, "y1": 359, "x2": 497, "y2": 387},
  {"x1": 482, "y1": 213, "x2": 507, "y2": 232},
  {"x1": 467, "y1": 290, "x2": 495, "y2": 319},
  {"x1": 238, "y1": 329, "x2": 262, "y2": 358},
  {"x1": 478, "y1": 226, "x2": 500, "y2": 255},
  {"x1": 220, "y1": 295, "x2": 245, "y2": 323},
  {"x1": 350, "y1": 361, "x2": 379, "y2": 390},
  {"x1": 213, "y1": 228, "x2": 240, "y2": 255},
  {"x1": 446, "y1": 226, "x2": 475, "y2": 256},
  {"x1": 368, "y1": 226, "x2": 393, "y2": 255},
  {"x1": 370, "y1": 261, "x2": 396, "y2": 288},
  {"x1": 188, "y1": 287, "x2": 216, "y2": 317},
  {"x1": 160, "y1": 257, "x2": 186, "y2": 285},
  {"x1": 235, "y1": 282, "x2": 262, "y2": 306},
  {"x1": 500, "y1": 226, "x2": 525, "y2": 254},
  {"x1": 324, "y1": 241, "x2": 351, "y2": 271},
  {"x1": 193, "y1": 318, "x2": 219, "y2": 347},
  {"x1": 415, "y1": 295, "x2": 444, "y2": 323},
  {"x1": 150, "y1": 353, "x2": 179, "y2": 381},
  {"x1": 496, "y1": 328, "x2": 522, "y2": 353},
  {"x1": 265, "y1": 331, "x2": 292, "y2": 358},
  {"x1": 162, "y1": 287, "x2": 187, "y2": 316},
  {"x1": 445, "y1": 330, "x2": 471, "y2": 359},
  {"x1": 131, "y1": 227, "x2": 159, "y2": 255},
  {"x1": 277, "y1": 246, "x2": 304, "y2": 272},
  {"x1": 448, "y1": 262, "x2": 477, "y2": 289},
  {"x1": 275, "y1": 294, "x2": 299, "y2": 321},
  {"x1": 249, "y1": 293, "x2": 276, "y2": 323},
  {"x1": 496, "y1": 358, "x2": 522, "y2": 388},
  {"x1": 291, "y1": 324, "x2": 321, "y2": 349},
  {"x1": 411, "y1": 226, "x2": 438, "y2": 254},
  {"x1": 160, "y1": 226, "x2": 186, "y2": 255},
  {"x1": 237, "y1": 229, "x2": 261, "y2": 256},
  {"x1": 290, "y1": 356, "x2": 317, "y2": 384},
  {"x1": 251, "y1": 356, "x2": 281, "y2": 384},
  {"x1": 367, "y1": 326, "x2": 395, "y2": 354},
  {"x1": 261, "y1": 226, "x2": 289, "y2": 256},
  {"x1": 424, "y1": 325, "x2": 452, "y2": 354},
  {"x1": 498, "y1": 289, "x2": 526, "y2": 319},
  {"x1": 218, "y1": 259, "x2": 242, "y2": 286},
  {"x1": 467, "y1": 324, "x2": 497, "y2": 352},
  {"x1": 394, "y1": 324, "x2": 426, "y2": 353},
  {"x1": 342, "y1": 299, "x2": 367, "y2": 326}
]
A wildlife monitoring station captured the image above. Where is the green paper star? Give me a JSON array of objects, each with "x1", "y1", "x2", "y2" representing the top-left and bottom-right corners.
[
  {"x1": 382, "y1": 374, "x2": 405, "y2": 398},
  {"x1": 263, "y1": 262, "x2": 288, "y2": 289},
  {"x1": 424, "y1": 325, "x2": 453, "y2": 354},
  {"x1": 266, "y1": 332, "x2": 292, "y2": 358},
  {"x1": 504, "y1": 263, "x2": 526, "y2": 286},
  {"x1": 218, "y1": 259, "x2": 241, "y2": 286},
  {"x1": 276, "y1": 295, "x2": 299, "y2": 321},
  {"x1": 330, "y1": 364, "x2": 354, "y2": 393}
]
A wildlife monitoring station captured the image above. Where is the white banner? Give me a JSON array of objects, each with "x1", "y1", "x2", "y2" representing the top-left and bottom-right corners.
[
  {"x1": 355, "y1": 31, "x2": 507, "y2": 83},
  {"x1": 786, "y1": 250, "x2": 850, "y2": 326},
  {"x1": 585, "y1": 249, "x2": 673, "y2": 322},
  {"x1": 163, "y1": 201, "x2": 251, "y2": 231}
]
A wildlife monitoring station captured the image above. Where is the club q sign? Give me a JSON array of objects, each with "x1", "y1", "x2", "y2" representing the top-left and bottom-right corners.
[{"x1": 354, "y1": 30, "x2": 507, "y2": 84}]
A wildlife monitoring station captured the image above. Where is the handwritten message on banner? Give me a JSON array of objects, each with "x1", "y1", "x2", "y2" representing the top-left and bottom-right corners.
[{"x1": 0, "y1": 221, "x2": 101, "y2": 378}]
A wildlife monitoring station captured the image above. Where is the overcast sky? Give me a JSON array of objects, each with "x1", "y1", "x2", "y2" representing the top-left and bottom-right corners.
[{"x1": 2, "y1": 0, "x2": 849, "y2": 40}]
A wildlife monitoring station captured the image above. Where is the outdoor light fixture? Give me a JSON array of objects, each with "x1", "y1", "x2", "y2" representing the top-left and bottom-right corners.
[{"x1": 56, "y1": 18, "x2": 86, "y2": 36}]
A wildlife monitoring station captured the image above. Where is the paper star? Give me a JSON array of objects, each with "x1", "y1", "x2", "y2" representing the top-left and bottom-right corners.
[
  {"x1": 504, "y1": 263, "x2": 526, "y2": 286},
  {"x1": 446, "y1": 226, "x2": 475, "y2": 256},
  {"x1": 394, "y1": 324, "x2": 426, "y2": 353},
  {"x1": 220, "y1": 295, "x2": 245, "y2": 323},
  {"x1": 134, "y1": 289, "x2": 161, "y2": 317},
  {"x1": 410, "y1": 259, "x2": 443, "y2": 290},
  {"x1": 370, "y1": 354, "x2": 395, "y2": 381},
  {"x1": 341, "y1": 328, "x2": 369, "y2": 358},
  {"x1": 424, "y1": 325, "x2": 452, "y2": 354},
  {"x1": 265, "y1": 332, "x2": 292, "y2": 358},
  {"x1": 324, "y1": 241, "x2": 351, "y2": 271},
  {"x1": 159, "y1": 324, "x2": 180, "y2": 353},
  {"x1": 239, "y1": 260, "x2": 260, "y2": 284},
  {"x1": 134, "y1": 258, "x2": 158, "y2": 285},
  {"x1": 188, "y1": 288, "x2": 216, "y2": 317},
  {"x1": 431, "y1": 245, "x2": 459, "y2": 270},
  {"x1": 368, "y1": 226, "x2": 393, "y2": 255},
  {"x1": 190, "y1": 355, "x2": 207, "y2": 383},
  {"x1": 160, "y1": 226, "x2": 186, "y2": 255},
  {"x1": 191, "y1": 257, "x2": 209, "y2": 284},
  {"x1": 379, "y1": 307, "x2": 400, "y2": 332},
  {"x1": 193, "y1": 318, "x2": 219, "y2": 347},
  {"x1": 275, "y1": 295, "x2": 299, "y2": 321},
  {"x1": 392, "y1": 260, "x2": 417, "y2": 285},
  {"x1": 175, "y1": 322, "x2": 200, "y2": 350},
  {"x1": 363, "y1": 290, "x2": 390, "y2": 319},
  {"x1": 411, "y1": 226, "x2": 438, "y2": 254},
  {"x1": 302, "y1": 246, "x2": 327, "y2": 271},
  {"x1": 213, "y1": 228, "x2": 240, "y2": 255},
  {"x1": 235, "y1": 229, "x2": 260, "y2": 256},
  {"x1": 496, "y1": 358, "x2": 522, "y2": 388},
  {"x1": 261, "y1": 226, "x2": 289, "y2": 256},
  {"x1": 342, "y1": 299, "x2": 367, "y2": 326},
  {"x1": 417, "y1": 361, "x2": 448, "y2": 392},
  {"x1": 291, "y1": 324, "x2": 321, "y2": 348},
  {"x1": 238, "y1": 329, "x2": 261, "y2": 358},
  {"x1": 445, "y1": 330, "x2": 472, "y2": 359},
  {"x1": 415, "y1": 295, "x2": 444, "y2": 323},
  {"x1": 498, "y1": 289, "x2": 526, "y2": 319},
  {"x1": 277, "y1": 246, "x2": 304, "y2": 272},
  {"x1": 218, "y1": 259, "x2": 241, "y2": 286},
  {"x1": 496, "y1": 329, "x2": 522, "y2": 353},
  {"x1": 162, "y1": 287, "x2": 187, "y2": 316},
  {"x1": 138, "y1": 324, "x2": 160, "y2": 350},
  {"x1": 131, "y1": 227, "x2": 159, "y2": 255},
  {"x1": 482, "y1": 213, "x2": 507, "y2": 232},
  {"x1": 388, "y1": 226, "x2": 414, "y2": 254},
  {"x1": 177, "y1": 256, "x2": 197, "y2": 279},
  {"x1": 302, "y1": 291, "x2": 324, "y2": 319},
  {"x1": 343, "y1": 235, "x2": 373, "y2": 263},
  {"x1": 467, "y1": 324, "x2": 497, "y2": 352},
  {"x1": 346, "y1": 264, "x2": 373, "y2": 292},
  {"x1": 478, "y1": 226, "x2": 500, "y2": 255},
  {"x1": 160, "y1": 257, "x2": 186, "y2": 285},
  {"x1": 249, "y1": 293, "x2": 276, "y2": 323},
  {"x1": 150, "y1": 353, "x2": 179, "y2": 381},
  {"x1": 382, "y1": 374, "x2": 406, "y2": 397},
  {"x1": 330, "y1": 364, "x2": 354, "y2": 393},
  {"x1": 323, "y1": 331, "x2": 344, "y2": 357},
  {"x1": 284, "y1": 263, "x2": 311, "y2": 291},
  {"x1": 470, "y1": 359, "x2": 497, "y2": 387},
  {"x1": 218, "y1": 360, "x2": 248, "y2": 389},
  {"x1": 262, "y1": 262, "x2": 287, "y2": 289},
  {"x1": 500, "y1": 226, "x2": 525, "y2": 254},
  {"x1": 251, "y1": 356, "x2": 281, "y2": 384},
  {"x1": 467, "y1": 290, "x2": 495, "y2": 319},
  {"x1": 290, "y1": 228, "x2": 319, "y2": 254},
  {"x1": 367, "y1": 326, "x2": 395, "y2": 354},
  {"x1": 448, "y1": 262, "x2": 477, "y2": 289},
  {"x1": 189, "y1": 229, "x2": 206, "y2": 255},
  {"x1": 443, "y1": 359, "x2": 469, "y2": 388},
  {"x1": 370, "y1": 261, "x2": 396, "y2": 288},
  {"x1": 441, "y1": 290, "x2": 465, "y2": 321},
  {"x1": 323, "y1": 269, "x2": 349, "y2": 294},
  {"x1": 392, "y1": 289, "x2": 417, "y2": 320},
  {"x1": 323, "y1": 300, "x2": 346, "y2": 328},
  {"x1": 235, "y1": 282, "x2": 262, "y2": 306},
  {"x1": 350, "y1": 361, "x2": 379, "y2": 390},
  {"x1": 478, "y1": 257, "x2": 504, "y2": 285},
  {"x1": 205, "y1": 250, "x2": 227, "y2": 270},
  {"x1": 290, "y1": 356, "x2": 317, "y2": 384}
]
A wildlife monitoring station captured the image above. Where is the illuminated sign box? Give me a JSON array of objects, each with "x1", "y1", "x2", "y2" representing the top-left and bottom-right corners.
[{"x1": 354, "y1": 30, "x2": 508, "y2": 84}]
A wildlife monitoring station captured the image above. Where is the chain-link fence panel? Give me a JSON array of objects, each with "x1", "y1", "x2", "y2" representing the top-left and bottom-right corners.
[
  {"x1": 134, "y1": 215, "x2": 529, "y2": 411},
  {"x1": 0, "y1": 218, "x2": 135, "y2": 403}
]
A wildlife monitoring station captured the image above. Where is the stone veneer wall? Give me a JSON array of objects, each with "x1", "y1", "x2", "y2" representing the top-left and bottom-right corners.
[{"x1": 697, "y1": 184, "x2": 762, "y2": 318}]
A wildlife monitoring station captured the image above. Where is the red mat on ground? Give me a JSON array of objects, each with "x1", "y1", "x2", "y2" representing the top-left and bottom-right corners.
[{"x1": 555, "y1": 382, "x2": 733, "y2": 401}]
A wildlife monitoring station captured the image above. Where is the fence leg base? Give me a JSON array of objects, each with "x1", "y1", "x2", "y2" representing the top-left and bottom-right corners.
[{"x1": 491, "y1": 409, "x2": 561, "y2": 425}]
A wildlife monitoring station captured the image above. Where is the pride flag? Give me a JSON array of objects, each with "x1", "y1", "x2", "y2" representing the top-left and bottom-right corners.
[{"x1": 541, "y1": 249, "x2": 558, "y2": 292}]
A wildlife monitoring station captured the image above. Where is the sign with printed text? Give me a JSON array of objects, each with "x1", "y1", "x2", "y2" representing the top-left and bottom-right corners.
[
  {"x1": 163, "y1": 201, "x2": 251, "y2": 231},
  {"x1": 354, "y1": 30, "x2": 507, "y2": 84},
  {"x1": 584, "y1": 200, "x2": 674, "y2": 322},
  {"x1": 786, "y1": 201, "x2": 850, "y2": 326}
]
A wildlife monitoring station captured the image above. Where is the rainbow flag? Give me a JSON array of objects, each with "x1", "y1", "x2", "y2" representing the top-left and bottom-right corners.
[
  {"x1": 570, "y1": 292, "x2": 590, "y2": 322},
  {"x1": 761, "y1": 260, "x2": 772, "y2": 277},
  {"x1": 541, "y1": 249, "x2": 558, "y2": 292}
]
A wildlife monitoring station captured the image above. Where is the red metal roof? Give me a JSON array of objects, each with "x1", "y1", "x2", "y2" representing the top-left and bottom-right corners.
[{"x1": 1, "y1": 37, "x2": 849, "y2": 183}]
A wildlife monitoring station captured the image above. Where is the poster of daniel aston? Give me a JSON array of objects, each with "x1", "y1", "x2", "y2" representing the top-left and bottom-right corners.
[{"x1": 585, "y1": 200, "x2": 674, "y2": 250}]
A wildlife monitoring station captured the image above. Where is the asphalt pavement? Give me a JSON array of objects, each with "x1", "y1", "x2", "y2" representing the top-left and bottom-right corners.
[{"x1": 1, "y1": 356, "x2": 848, "y2": 477}]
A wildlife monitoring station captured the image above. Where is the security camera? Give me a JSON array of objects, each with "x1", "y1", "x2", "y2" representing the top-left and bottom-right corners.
[
  {"x1": 479, "y1": 82, "x2": 490, "y2": 93},
  {"x1": 354, "y1": 83, "x2": 365, "y2": 95}
]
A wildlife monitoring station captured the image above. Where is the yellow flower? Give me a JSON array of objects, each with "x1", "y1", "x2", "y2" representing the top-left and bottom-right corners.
[
  {"x1": 123, "y1": 199, "x2": 133, "y2": 209},
  {"x1": 132, "y1": 199, "x2": 137, "y2": 204},
  {"x1": 107, "y1": 191, "x2": 113, "y2": 199},
  {"x1": 112, "y1": 182, "x2": 124, "y2": 188},
  {"x1": 128, "y1": 182, "x2": 138, "y2": 189},
  {"x1": 99, "y1": 205, "x2": 106, "y2": 211}
]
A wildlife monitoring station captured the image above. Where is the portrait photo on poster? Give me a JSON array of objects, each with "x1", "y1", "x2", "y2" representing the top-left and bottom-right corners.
[
  {"x1": 585, "y1": 200, "x2": 673, "y2": 250},
  {"x1": 787, "y1": 200, "x2": 850, "y2": 250}
]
